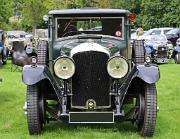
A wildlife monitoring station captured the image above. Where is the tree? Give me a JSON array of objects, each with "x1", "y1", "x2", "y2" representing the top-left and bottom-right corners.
[
  {"x1": 0, "y1": 0, "x2": 14, "y2": 30},
  {"x1": 162, "y1": 0, "x2": 180, "y2": 27},
  {"x1": 21, "y1": 0, "x2": 46, "y2": 33},
  {"x1": 140, "y1": 0, "x2": 180, "y2": 29},
  {"x1": 44, "y1": 0, "x2": 81, "y2": 10},
  {"x1": 11, "y1": 0, "x2": 179, "y2": 32}
]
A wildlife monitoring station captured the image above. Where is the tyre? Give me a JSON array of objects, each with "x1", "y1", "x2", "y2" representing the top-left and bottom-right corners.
[
  {"x1": 2, "y1": 56, "x2": 7, "y2": 64},
  {"x1": 0, "y1": 53, "x2": 2, "y2": 65},
  {"x1": 27, "y1": 84, "x2": 46, "y2": 135},
  {"x1": 133, "y1": 40, "x2": 145, "y2": 65},
  {"x1": 2, "y1": 47, "x2": 8, "y2": 65},
  {"x1": 175, "y1": 53, "x2": 180, "y2": 64},
  {"x1": 37, "y1": 41, "x2": 48, "y2": 65},
  {"x1": 135, "y1": 83, "x2": 157, "y2": 137}
]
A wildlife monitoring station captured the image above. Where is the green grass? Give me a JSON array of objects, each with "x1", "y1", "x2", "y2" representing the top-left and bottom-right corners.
[{"x1": 0, "y1": 61, "x2": 180, "y2": 139}]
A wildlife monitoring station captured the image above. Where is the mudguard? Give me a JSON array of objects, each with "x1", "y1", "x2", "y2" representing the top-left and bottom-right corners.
[
  {"x1": 136, "y1": 65, "x2": 160, "y2": 84},
  {"x1": 23, "y1": 65, "x2": 63, "y2": 103},
  {"x1": 23, "y1": 65, "x2": 48, "y2": 85}
]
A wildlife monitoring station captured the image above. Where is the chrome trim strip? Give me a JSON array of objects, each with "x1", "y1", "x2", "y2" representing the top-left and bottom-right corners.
[{"x1": 70, "y1": 42, "x2": 110, "y2": 57}]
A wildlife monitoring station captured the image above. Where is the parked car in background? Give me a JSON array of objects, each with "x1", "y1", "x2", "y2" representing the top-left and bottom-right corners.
[
  {"x1": 25, "y1": 33, "x2": 33, "y2": 42},
  {"x1": 141, "y1": 27, "x2": 173, "y2": 41},
  {"x1": 145, "y1": 35, "x2": 172, "y2": 63},
  {"x1": 166, "y1": 28, "x2": 180, "y2": 46},
  {"x1": 0, "y1": 29, "x2": 8, "y2": 65},
  {"x1": 5, "y1": 30, "x2": 26, "y2": 52},
  {"x1": 172, "y1": 38, "x2": 180, "y2": 64},
  {"x1": 22, "y1": 8, "x2": 160, "y2": 137},
  {"x1": 34, "y1": 29, "x2": 48, "y2": 40},
  {"x1": 4, "y1": 30, "x2": 35, "y2": 67},
  {"x1": 33, "y1": 29, "x2": 48, "y2": 48},
  {"x1": 131, "y1": 31, "x2": 138, "y2": 40},
  {"x1": 131, "y1": 30, "x2": 147, "y2": 40}
]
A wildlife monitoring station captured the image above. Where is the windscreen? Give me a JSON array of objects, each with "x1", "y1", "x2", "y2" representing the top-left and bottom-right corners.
[
  {"x1": 166, "y1": 28, "x2": 179, "y2": 34},
  {"x1": 56, "y1": 17, "x2": 124, "y2": 39},
  {"x1": 7, "y1": 31, "x2": 26, "y2": 39}
]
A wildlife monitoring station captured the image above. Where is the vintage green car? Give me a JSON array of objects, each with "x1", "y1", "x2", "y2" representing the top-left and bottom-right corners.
[{"x1": 22, "y1": 8, "x2": 160, "y2": 137}]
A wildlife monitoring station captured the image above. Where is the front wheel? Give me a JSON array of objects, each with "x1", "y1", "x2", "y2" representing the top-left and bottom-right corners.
[
  {"x1": 175, "y1": 53, "x2": 180, "y2": 64},
  {"x1": 27, "y1": 84, "x2": 46, "y2": 135},
  {"x1": 2, "y1": 47, "x2": 8, "y2": 65},
  {"x1": 136, "y1": 83, "x2": 157, "y2": 137}
]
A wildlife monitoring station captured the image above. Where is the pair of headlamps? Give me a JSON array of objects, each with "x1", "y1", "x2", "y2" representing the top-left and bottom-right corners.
[{"x1": 53, "y1": 56, "x2": 129, "y2": 79}]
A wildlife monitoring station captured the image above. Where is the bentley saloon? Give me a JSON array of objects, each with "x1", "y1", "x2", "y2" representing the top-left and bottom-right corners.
[{"x1": 22, "y1": 8, "x2": 160, "y2": 137}]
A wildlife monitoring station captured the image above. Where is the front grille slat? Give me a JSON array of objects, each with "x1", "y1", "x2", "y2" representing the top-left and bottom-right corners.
[{"x1": 72, "y1": 51, "x2": 110, "y2": 107}]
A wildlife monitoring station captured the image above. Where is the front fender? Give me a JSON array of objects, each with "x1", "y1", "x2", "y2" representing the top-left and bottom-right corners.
[
  {"x1": 136, "y1": 65, "x2": 160, "y2": 84},
  {"x1": 23, "y1": 65, "x2": 64, "y2": 104},
  {"x1": 22, "y1": 65, "x2": 47, "y2": 85}
]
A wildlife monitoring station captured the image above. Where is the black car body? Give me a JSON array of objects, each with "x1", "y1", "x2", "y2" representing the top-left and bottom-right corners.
[
  {"x1": 22, "y1": 8, "x2": 160, "y2": 137},
  {"x1": 0, "y1": 29, "x2": 8, "y2": 65},
  {"x1": 166, "y1": 28, "x2": 180, "y2": 46},
  {"x1": 172, "y1": 38, "x2": 180, "y2": 64},
  {"x1": 5, "y1": 30, "x2": 26, "y2": 52}
]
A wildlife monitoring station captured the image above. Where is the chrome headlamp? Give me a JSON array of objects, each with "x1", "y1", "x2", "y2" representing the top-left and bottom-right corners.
[
  {"x1": 54, "y1": 57, "x2": 75, "y2": 79},
  {"x1": 31, "y1": 56, "x2": 37, "y2": 64},
  {"x1": 107, "y1": 56, "x2": 129, "y2": 79}
]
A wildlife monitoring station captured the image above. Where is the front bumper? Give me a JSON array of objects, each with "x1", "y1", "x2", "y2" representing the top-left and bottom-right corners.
[{"x1": 156, "y1": 58, "x2": 169, "y2": 63}]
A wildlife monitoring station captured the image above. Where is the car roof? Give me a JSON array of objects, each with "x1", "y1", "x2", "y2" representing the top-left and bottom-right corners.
[
  {"x1": 6, "y1": 30, "x2": 26, "y2": 35},
  {"x1": 49, "y1": 8, "x2": 130, "y2": 16},
  {"x1": 166, "y1": 28, "x2": 180, "y2": 34},
  {"x1": 149, "y1": 27, "x2": 173, "y2": 30},
  {"x1": 167, "y1": 28, "x2": 180, "y2": 31}
]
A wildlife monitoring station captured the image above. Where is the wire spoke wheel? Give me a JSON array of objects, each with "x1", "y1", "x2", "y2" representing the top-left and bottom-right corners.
[{"x1": 135, "y1": 83, "x2": 157, "y2": 137}]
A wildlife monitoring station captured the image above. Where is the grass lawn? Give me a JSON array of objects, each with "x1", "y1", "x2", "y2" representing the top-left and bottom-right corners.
[{"x1": 0, "y1": 61, "x2": 180, "y2": 139}]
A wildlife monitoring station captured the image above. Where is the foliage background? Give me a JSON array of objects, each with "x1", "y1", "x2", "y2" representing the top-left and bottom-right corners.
[{"x1": 0, "y1": 0, "x2": 179, "y2": 32}]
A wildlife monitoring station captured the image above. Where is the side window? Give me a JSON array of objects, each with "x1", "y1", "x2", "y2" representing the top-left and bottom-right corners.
[
  {"x1": 151, "y1": 30, "x2": 161, "y2": 35},
  {"x1": 164, "y1": 29, "x2": 171, "y2": 34}
]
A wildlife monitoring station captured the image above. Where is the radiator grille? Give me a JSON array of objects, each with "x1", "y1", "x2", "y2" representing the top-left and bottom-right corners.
[
  {"x1": 157, "y1": 46, "x2": 168, "y2": 58},
  {"x1": 72, "y1": 51, "x2": 110, "y2": 108}
]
